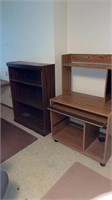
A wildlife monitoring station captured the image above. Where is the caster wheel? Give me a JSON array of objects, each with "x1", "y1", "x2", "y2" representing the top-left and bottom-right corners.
[
  {"x1": 100, "y1": 163, "x2": 105, "y2": 167},
  {"x1": 54, "y1": 139, "x2": 58, "y2": 142}
]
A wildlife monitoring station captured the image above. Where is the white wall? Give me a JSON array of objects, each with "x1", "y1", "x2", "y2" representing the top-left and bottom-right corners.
[
  {"x1": 1, "y1": 0, "x2": 55, "y2": 107},
  {"x1": 2, "y1": 0, "x2": 55, "y2": 75},
  {"x1": 68, "y1": 0, "x2": 112, "y2": 53},
  {"x1": 1, "y1": 0, "x2": 111, "y2": 107},
  {"x1": 68, "y1": 0, "x2": 111, "y2": 97},
  {"x1": 53, "y1": 0, "x2": 67, "y2": 95}
]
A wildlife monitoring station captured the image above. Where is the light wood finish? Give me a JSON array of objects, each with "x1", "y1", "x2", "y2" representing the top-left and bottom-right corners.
[
  {"x1": 63, "y1": 54, "x2": 112, "y2": 64},
  {"x1": 62, "y1": 54, "x2": 112, "y2": 103},
  {"x1": 49, "y1": 54, "x2": 112, "y2": 165},
  {"x1": 62, "y1": 55, "x2": 72, "y2": 94},
  {"x1": 48, "y1": 103, "x2": 107, "y2": 127},
  {"x1": 63, "y1": 62, "x2": 112, "y2": 70},
  {"x1": 50, "y1": 92, "x2": 111, "y2": 117},
  {"x1": 53, "y1": 123, "x2": 83, "y2": 152},
  {"x1": 49, "y1": 98, "x2": 110, "y2": 164}
]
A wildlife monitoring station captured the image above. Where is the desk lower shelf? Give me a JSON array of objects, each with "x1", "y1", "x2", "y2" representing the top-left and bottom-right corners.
[
  {"x1": 53, "y1": 124, "x2": 83, "y2": 151},
  {"x1": 52, "y1": 122, "x2": 105, "y2": 163}
]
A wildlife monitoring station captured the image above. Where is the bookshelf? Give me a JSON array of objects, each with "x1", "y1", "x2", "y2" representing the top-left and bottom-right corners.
[{"x1": 7, "y1": 61, "x2": 55, "y2": 136}]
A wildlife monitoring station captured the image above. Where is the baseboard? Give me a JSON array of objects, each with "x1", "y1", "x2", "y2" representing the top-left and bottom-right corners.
[{"x1": 1, "y1": 103, "x2": 13, "y2": 110}]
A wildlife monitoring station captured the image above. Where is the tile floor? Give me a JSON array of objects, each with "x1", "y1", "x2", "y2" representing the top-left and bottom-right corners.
[{"x1": 1, "y1": 105, "x2": 112, "y2": 200}]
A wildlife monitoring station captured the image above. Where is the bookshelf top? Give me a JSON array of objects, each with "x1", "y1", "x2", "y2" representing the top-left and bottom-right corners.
[{"x1": 7, "y1": 61, "x2": 54, "y2": 69}]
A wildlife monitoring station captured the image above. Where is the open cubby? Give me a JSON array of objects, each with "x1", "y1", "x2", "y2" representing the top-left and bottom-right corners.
[
  {"x1": 51, "y1": 111, "x2": 84, "y2": 151},
  {"x1": 7, "y1": 61, "x2": 55, "y2": 136},
  {"x1": 84, "y1": 123, "x2": 106, "y2": 162},
  {"x1": 49, "y1": 54, "x2": 112, "y2": 165},
  {"x1": 11, "y1": 81, "x2": 43, "y2": 108},
  {"x1": 9, "y1": 66, "x2": 42, "y2": 86},
  {"x1": 13, "y1": 101, "x2": 44, "y2": 131}
]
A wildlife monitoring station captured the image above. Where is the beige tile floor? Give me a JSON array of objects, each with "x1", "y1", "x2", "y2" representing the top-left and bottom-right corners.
[{"x1": 1, "y1": 104, "x2": 112, "y2": 200}]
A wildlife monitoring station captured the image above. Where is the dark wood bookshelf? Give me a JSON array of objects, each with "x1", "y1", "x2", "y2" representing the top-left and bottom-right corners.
[{"x1": 7, "y1": 61, "x2": 55, "y2": 136}]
